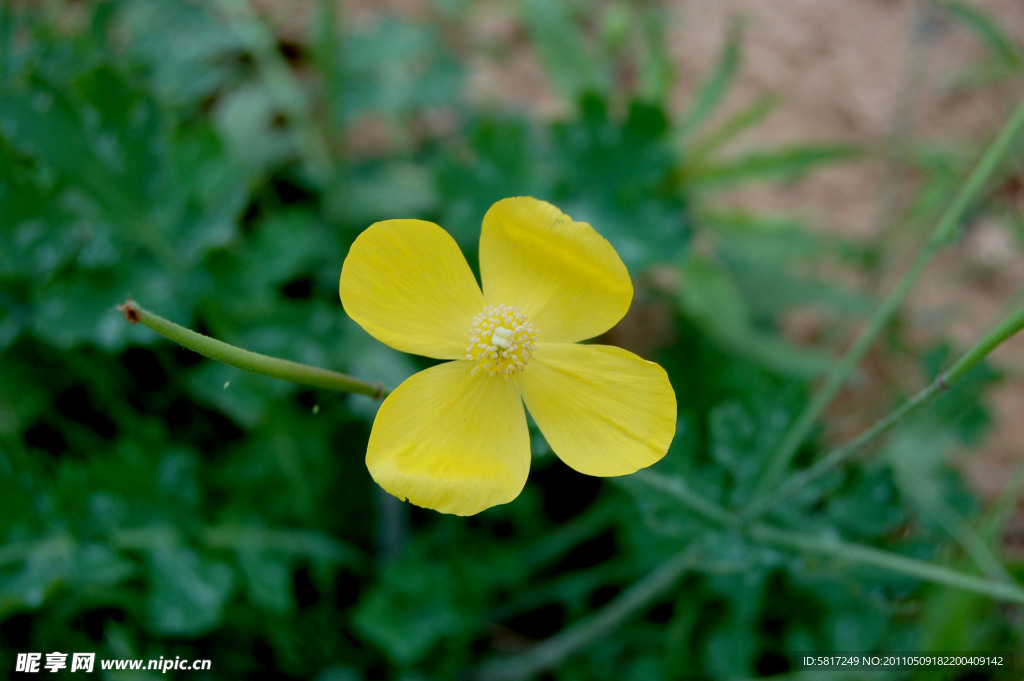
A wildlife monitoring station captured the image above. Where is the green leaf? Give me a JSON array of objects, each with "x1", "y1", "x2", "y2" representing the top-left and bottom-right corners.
[
  {"x1": 153, "y1": 125, "x2": 246, "y2": 264},
  {"x1": 0, "y1": 3, "x2": 11, "y2": 79},
  {"x1": 236, "y1": 550, "x2": 294, "y2": 614},
  {"x1": 550, "y1": 96, "x2": 690, "y2": 267},
  {"x1": 0, "y1": 539, "x2": 135, "y2": 618},
  {"x1": 186, "y1": 362, "x2": 283, "y2": 429},
  {"x1": 823, "y1": 466, "x2": 907, "y2": 538},
  {"x1": 146, "y1": 547, "x2": 235, "y2": 637},
  {"x1": 213, "y1": 82, "x2": 297, "y2": 171},
  {"x1": 676, "y1": 255, "x2": 834, "y2": 378},
  {"x1": 520, "y1": 0, "x2": 605, "y2": 101},
  {"x1": 118, "y1": 0, "x2": 246, "y2": 107},
  {"x1": 709, "y1": 398, "x2": 792, "y2": 503},
  {"x1": 684, "y1": 144, "x2": 860, "y2": 189},
  {"x1": 679, "y1": 19, "x2": 743, "y2": 137},
  {"x1": 340, "y1": 17, "x2": 463, "y2": 121},
  {"x1": 346, "y1": 162, "x2": 438, "y2": 227},
  {"x1": 0, "y1": 542, "x2": 72, "y2": 617},
  {"x1": 677, "y1": 256, "x2": 751, "y2": 337},
  {"x1": 687, "y1": 93, "x2": 780, "y2": 160},
  {"x1": 703, "y1": 571, "x2": 764, "y2": 676},
  {"x1": 70, "y1": 65, "x2": 163, "y2": 203},
  {"x1": 0, "y1": 350, "x2": 50, "y2": 430},
  {"x1": 0, "y1": 70, "x2": 186, "y2": 270},
  {"x1": 312, "y1": 668, "x2": 363, "y2": 681},
  {"x1": 637, "y1": 10, "x2": 673, "y2": 103},
  {"x1": 723, "y1": 332, "x2": 834, "y2": 379},
  {"x1": 0, "y1": 76, "x2": 142, "y2": 217},
  {"x1": 353, "y1": 557, "x2": 473, "y2": 665},
  {"x1": 951, "y1": 60, "x2": 1024, "y2": 90},
  {"x1": 437, "y1": 116, "x2": 551, "y2": 248},
  {"x1": 940, "y1": 1, "x2": 1023, "y2": 70}
]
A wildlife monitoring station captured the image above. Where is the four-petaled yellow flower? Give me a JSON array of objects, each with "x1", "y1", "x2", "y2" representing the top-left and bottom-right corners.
[{"x1": 339, "y1": 197, "x2": 677, "y2": 515}]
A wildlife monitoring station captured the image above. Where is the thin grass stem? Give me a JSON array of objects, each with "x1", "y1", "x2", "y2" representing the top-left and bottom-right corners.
[
  {"x1": 471, "y1": 547, "x2": 699, "y2": 681},
  {"x1": 749, "y1": 524, "x2": 1024, "y2": 606},
  {"x1": 751, "y1": 96, "x2": 1024, "y2": 501},
  {"x1": 744, "y1": 304, "x2": 1024, "y2": 520}
]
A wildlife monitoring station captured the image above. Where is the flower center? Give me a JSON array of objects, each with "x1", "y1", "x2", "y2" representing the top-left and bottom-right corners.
[{"x1": 466, "y1": 304, "x2": 538, "y2": 378}]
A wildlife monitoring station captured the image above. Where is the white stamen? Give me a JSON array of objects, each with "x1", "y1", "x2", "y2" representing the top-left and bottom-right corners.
[
  {"x1": 465, "y1": 304, "x2": 537, "y2": 377},
  {"x1": 491, "y1": 326, "x2": 514, "y2": 349}
]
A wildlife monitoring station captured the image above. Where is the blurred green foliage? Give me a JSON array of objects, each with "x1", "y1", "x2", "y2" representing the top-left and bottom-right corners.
[{"x1": 1, "y1": 1, "x2": 1021, "y2": 679}]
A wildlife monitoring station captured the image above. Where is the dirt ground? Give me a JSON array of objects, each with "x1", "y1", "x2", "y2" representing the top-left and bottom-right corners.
[{"x1": 265, "y1": 0, "x2": 1024, "y2": 544}]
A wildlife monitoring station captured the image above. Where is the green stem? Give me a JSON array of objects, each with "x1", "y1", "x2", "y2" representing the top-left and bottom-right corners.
[
  {"x1": 901, "y1": 488, "x2": 1013, "y2": 584},
  {"x1": 751, "y1": 96, "x2": 1024, "y2": 500},
  {"x1": 119, "y1": 300, "x2": 387, "y2": 398},
  {"x1": 625, "y1": 470, "x2": 737, "y2": 527},
  {"x1": 627, "y1": 469, "x2": 1024, "y2": 606},
  {"x1": 578, "y1": 470, "x2": 1024, "y2": 668},
  {"x1": 983, "y1": 462, "x2": 1024, "y2": 546},
  {"x1": 743, "y1": 304, "x2": 1024, "y2": 520},
  {"x1": 749, "y1": 523, "x2": 1024, "y2": 606},
  {"x1": 744, "y1": 384, "x2": 938, "y2": 520},
  {"x1": 472, "y1": 547, "x2": 699, "y2": 681},
  {"x1": 942, "y1": 304, "x2": 1024, "y2": 385}
]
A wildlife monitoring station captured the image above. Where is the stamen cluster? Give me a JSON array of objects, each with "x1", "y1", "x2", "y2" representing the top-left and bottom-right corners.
[{"x1": 466, "y1": 304, "x2": 537, "y2": 377}]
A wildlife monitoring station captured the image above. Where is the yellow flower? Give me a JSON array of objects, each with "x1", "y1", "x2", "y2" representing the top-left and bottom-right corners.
[{"x1": 339, "y1": 197, "x2": 677, "y2": 515}]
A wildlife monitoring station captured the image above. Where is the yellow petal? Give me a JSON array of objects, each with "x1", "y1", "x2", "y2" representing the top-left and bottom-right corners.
[
  {"x1": 340, "y1": 219, "x2": 484, "y2": 359},
  {"x1": 479, "y1": 197, "x2": 633, "y2": 343},
  {"x1": 517, "y1": 343, "x2": 676, "y2": 476},
  {"x1": 367, "y1": 360, "x2": 530, "y2": 515}
]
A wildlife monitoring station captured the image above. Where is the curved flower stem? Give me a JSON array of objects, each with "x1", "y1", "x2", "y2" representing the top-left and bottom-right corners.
[
  {"x1": 471, "y1": 547, "x2": 700, "y2": 681},
  {"x1": 118, "y1": 300, "x2": 387, "y2": 398},
  {"x1": 742, "y1": 303, "x2": 1024, "y2": 521},
  {"x1": 748, "y1": 524, "x2": 1024, "y2": 606},
  {"x1": 750, "y1": 96, "x2": 1024, "y2": 502}
]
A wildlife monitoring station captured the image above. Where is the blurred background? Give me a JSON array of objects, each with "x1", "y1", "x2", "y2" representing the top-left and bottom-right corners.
[{"x1": 2, "y1": 0, "x2": 1024, "y2": 678}]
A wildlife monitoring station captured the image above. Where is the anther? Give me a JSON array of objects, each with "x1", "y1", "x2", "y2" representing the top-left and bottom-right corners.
[{"x1": 465, "y1": 304, "x2": 537, "y2": 377}]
